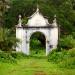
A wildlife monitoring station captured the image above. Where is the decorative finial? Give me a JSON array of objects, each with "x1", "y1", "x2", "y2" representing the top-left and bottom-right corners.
[
  {"x1": 19, "y1": 15, "x2": 21, "y2": 18},
  {"x1": 53, "y1": 14, "x2": 57, "y2": 27},
  {"x1": 36, "y1": 1, "x2": 39, "y2": 12},
  {"x1": 54, "y1": 14, "x2": 56, "y2": 18},
  {"x1": 36, "y1": 4, "x2": 39, "y2": 12},
  {"x1": 53, "y1": 14, "x2": 57, "y2": 23},
  {"x1": 18, "y1": 14, "x2": 22, "y2": 27}
]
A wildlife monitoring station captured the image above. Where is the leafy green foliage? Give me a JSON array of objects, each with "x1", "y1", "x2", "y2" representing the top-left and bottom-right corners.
[
  {"x1": 59, "y1": 35, "x2": 75, "y2": 49},
  {"x1": 4, "y1": 0, "x2": 36, "y2": 28},
  {"x1": 0, "y1": 51, "x2": 16, "y2": 63},
  {"x1": 0, "y1": 28, "x2": 19, "y2": 51},
  {"x1": 48, "y1": 49, "x2": 67, "y2": 63},
  {"x1": 10, "y1": 52, "x2": 28, "y2": 59},
  {"x1": 48, "y1": 48, "x2": 75, "y2": 69},
  {"x1": 0, "y1": 0, "x2": 75, "y2": 53},
  {"x1": 0, "y1": 0, "x2": 10, "y2": 27},
  {"x1": 0, "y1": 51, "x2": 28, "y2": 63},
  {"x1": 30, "y1": 32, "x2": 46, "y2": 54},
  {"x1": 3, "y1": 0, "x2": 75, "y2": 35}
]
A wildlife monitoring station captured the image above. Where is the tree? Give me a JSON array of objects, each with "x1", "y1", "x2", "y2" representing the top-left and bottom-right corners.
[
  {"x1": 4, "y1": 0, "x2": 75, "y2": 35},
  {"x1": 1, "y1": 0, "x2": 75, "y2": 52},
  {"x1": 0, "y1": 28, "x2": 19, "y2": 52},
  {"x1": 0, "y1": 0, "x2": 10, "y2": 27}
]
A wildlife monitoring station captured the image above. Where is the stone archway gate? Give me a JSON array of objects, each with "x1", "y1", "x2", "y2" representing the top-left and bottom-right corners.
[
  {"x1": 16, "y1": 25, "x2": 58, "y2": 56},
  {"x1": 16, "y1": 8, "x2": 58, "y2": 56}
]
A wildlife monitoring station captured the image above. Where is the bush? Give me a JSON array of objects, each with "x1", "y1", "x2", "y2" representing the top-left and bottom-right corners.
[
  {"x1": 59, "y1": 35, "x2": 75, "y2": 49},
  {"x1": 0, "y1": 51, "x2": 28, "y2": 63},
  {"x1": 48, "y1": 48, "x2": 75, "y2": 69},
  {"x1": 68, "y1": 48, "x2": 75, "y2": 57},
  {"x1": 48, "y1": 49, "x2": 68, "y2": 63},
  {"x1": 0, "y1": 28, "x2": 19, "y2": 52},
  {"x1": 0, "y1": 52, "x2": 16, "y2": 63},
  {"x1": 10, "y1": 52, "x2": 28, "y2": 59}
]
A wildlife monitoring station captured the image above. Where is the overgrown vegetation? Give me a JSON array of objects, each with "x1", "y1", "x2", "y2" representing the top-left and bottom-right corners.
[
  {"x1": 0, "y1": 28, "x2": 19, "y2": 51},
  {"x1": 0, "y1": 51, "x2": 28, "y2": 63},
  {"x1": 48, "y1": 48, "x2": 75, "y2": 69},
  {"x1": 0, "y1": 0, "x2": 75, "y2": 74},
  {"x1": 0, "y1": 0, "x2": 75, "y2": 52},
  {"x1": 59, "y1": 35, "x2": 75, "y2": 50},
  {"x1": 4, "y1": 0, "x2": 75, "y2": 34},
  {"x1": 0, "y1": 49, "x2": 75, "y2": 75},
  {"x1": 30, "y1": 32, "x2": 46, "y2": 55}
]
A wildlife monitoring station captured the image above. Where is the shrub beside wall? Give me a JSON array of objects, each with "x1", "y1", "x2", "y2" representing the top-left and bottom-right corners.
[
  {"x1": 0, "y1": 51, "x2": 28, "y2": 63},
  {"x1": 48, "y1": 48, "x2": 75, "y2": 69},
  {"x1": 59, "y1": 35, "x2": 75, "y2": 50}
]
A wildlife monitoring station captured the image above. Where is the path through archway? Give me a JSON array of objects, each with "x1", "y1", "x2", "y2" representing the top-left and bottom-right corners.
[{"x1": 30, "y1": 32, "x2": 46, "y2": 56}]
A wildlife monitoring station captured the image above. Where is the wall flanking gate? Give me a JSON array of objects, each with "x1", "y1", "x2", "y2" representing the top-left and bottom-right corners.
[{"x1": 16, "y1": 8, "x2": 58, "y2": 56}]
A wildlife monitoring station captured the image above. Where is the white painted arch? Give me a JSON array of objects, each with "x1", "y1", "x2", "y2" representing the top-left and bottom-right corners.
[
  {"x1": 16, "y1": 27, "x2": 58, "y2": 56},
  {"x1": 16, "y1": 8, "x2": 58, "y2": 56}
]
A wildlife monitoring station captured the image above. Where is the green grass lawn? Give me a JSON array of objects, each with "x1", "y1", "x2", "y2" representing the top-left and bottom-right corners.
[{"x1": 0, "y1": 54, "x2": 75, "y2": 75}]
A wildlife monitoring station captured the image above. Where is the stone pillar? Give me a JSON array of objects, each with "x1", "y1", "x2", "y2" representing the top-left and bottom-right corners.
[
  {"x1": 22, "y1": 30, "x2": 30, "y2": 55},
  {"x1": 16, "y1": 15, "x2": 22, "y2": 52},
  {"x1": 16, "y1": 27, "x2": 23, "y2": 52},
  {"x1": 50, "y1": 15, "x2": 58, "y2": 50},
  {"x1": 50, "y1": 28, "x2": 58, "y2": 49}
]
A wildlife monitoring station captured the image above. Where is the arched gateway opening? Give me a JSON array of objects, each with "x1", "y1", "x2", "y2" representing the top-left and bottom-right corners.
[{"x1": 30, "y1": 32, "x2": 46, "y2": 56}]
